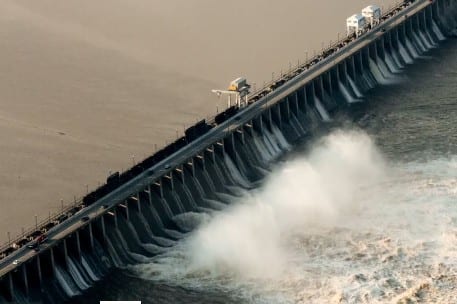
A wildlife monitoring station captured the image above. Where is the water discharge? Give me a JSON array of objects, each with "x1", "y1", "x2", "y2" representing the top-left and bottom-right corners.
[
  {"x1": 384, "y1": 52, "x2": 401, "y2": 74},
  {"x1": 390, "y1": 48, "x2": 405, "y2": 68},
  {"x1": 128, "y1": 123, "x2": 457, "y2": 303},
  {"x1": 339, "y1": 81, "x2": 359, "y2": 103},
  {"x1": 405, "y1": 38, "x2": 420, "y2": 59},
  {"x1": 398, "y1": 41, "x2": 414, "y2": 64},
  {"x1": 132, "y1": 130, "x2": 435, "y2": 301},
  {"x1": 432, "y1": 20, "x2": 446, "y2": 40},
  {"x1": 369, "y1": 59, "x2": 394, "y2": 85},
  {"x1": 314, "y1": 97, "x2": 331, "y2": 121},
  {"x1": 348, "y1": 76, "x2": 364, "y2": 98}
]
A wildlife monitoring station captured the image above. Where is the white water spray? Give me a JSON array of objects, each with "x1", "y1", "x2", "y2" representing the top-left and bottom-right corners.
[
  {"x1": 133, "y1": 130, "x2": 386, "y2": 279},
  {"x1": 132, "y1": 132, "x2": 457, "y2": 303}
]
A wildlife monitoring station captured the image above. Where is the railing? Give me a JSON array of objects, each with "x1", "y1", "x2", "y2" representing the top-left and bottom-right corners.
[
  {"x1": 246, "y1": 0, "x2": 412, "y2": 103},
  {"x1": 0, "y1": 195, "x2": 85, "y2": 257},
  {"x1": 0, "y1": 0, "x2": 421, "y2": 260}
]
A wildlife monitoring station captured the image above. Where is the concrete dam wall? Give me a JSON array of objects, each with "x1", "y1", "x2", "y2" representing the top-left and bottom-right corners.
[{"x1": 1, "y1": 0, "x2": 456, "y2": 302}]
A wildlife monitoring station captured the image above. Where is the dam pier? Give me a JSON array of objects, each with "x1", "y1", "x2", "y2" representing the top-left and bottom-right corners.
[{"x1": 1, "y1": 0, "x2": 456, "y2": 302}]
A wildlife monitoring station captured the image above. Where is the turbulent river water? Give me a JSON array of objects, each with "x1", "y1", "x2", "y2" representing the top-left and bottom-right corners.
[{"x1": 68, "y1": 37, "x2": 457, "y2": 304}]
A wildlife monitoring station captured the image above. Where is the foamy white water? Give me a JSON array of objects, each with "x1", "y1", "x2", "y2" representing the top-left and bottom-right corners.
[{"x1": 129, "y1": 130, "x2": 457, "y2": 303}]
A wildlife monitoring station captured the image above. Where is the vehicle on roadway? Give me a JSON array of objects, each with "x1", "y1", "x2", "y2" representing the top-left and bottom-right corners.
[
  {"x1": 27, "y1": 241, "x2": 39, "y2": 250},
  {"x1": 81, "y1": 216, "x2": 90, "y2": 222},
  {"x1": 36, "y1": 234, "x2": 47, "y2": 244}
]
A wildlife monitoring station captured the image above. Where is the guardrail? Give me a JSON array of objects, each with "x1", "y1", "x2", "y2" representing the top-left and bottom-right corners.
[
  {"x1": 0, "y1": 0, "x2": 418, "y2": 259},
  {"x1": 0, "y1": 196, "x2": 86, "y2": 258},
  {"x1": 246, "y1": 0, "x2": 411, "y2": 102}
]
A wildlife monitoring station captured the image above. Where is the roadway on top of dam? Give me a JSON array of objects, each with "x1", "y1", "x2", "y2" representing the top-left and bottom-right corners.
[{"x1": 0, "y1": 0, "x2": 432, "y2": 279}]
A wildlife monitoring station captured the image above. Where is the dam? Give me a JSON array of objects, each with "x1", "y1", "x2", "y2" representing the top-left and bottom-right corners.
[{"x1": 1, "y1": 0, "x2": 456, "y2": 302}]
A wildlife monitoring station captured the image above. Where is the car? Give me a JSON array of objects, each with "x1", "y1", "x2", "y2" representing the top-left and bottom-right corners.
[
  {"x1": 164, "y1": 164, "x2": 171, "y2": 170},
  {"x1": 36, "y1": 234, "x2": 47, "y2": 244},
  {"x1": 81, "y1": 216, "x2": 90, "y2": 222},
  {"x1": 27, "y1": 242, "x2": 38, "y2": 249},
  {"x1": 12, "y1": 259, "x2": 20, "y2": 265}
]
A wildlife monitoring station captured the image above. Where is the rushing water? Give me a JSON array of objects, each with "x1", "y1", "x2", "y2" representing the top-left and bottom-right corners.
[{"x1": 67, "y1": 37, "x2": 457, "y2": 304}]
